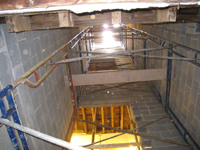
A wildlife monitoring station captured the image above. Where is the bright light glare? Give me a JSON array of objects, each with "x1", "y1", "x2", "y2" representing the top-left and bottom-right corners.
[
  {"x1": 103, "y1": 24, "x2": 109, "y2": 28},
  {"x1": 113, "y1": 24, "x2": 120, "y2": 28},
  {"x1": 102, "y1": 31, "x2": 114, "y2": 48}
]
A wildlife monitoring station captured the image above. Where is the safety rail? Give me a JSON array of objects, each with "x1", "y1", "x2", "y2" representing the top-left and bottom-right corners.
[
  {"x1": 12, "y1": 26, "x2": 92, "y2": 89},
  {"x1": 122, "y1": 25, "x2": 200, "y2": 150},
  {"x1": 0, "y1": 26, "x2": 92, "y2": 150}
]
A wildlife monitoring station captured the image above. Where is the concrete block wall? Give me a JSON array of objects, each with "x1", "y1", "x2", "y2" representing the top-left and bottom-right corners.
[
  {"x1": 130, "y1": 83, "x2": 190, "y2": 150},
  {"x1": 0, "y1": 24, "x2": 83, "y2": 149},
  {"x1": 132, "y1": 23, "x2": 200, "y2": 148}
]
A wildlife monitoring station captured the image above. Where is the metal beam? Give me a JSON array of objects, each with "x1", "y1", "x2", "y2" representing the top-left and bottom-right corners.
[
  {"x1": 76, "y1": 118, "x2": 190, "y2": 148},
  {"x1": 72, "y1": 69, "x2": 167, "y2": 86},
  {"x1": 86, "y1": 142, "x2": 141, "y2": 149},
  {"x1": 0, "y1": 118, "x2": 87, "y2": 150}
]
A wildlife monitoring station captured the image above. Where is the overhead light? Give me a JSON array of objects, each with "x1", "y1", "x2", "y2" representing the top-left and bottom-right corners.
[
  {"x1": 113, "y1": 24, "x2": 120, "y2": 28},
  {"x1": 103, "y1": 24, "x2": 109, "y2": 28}
]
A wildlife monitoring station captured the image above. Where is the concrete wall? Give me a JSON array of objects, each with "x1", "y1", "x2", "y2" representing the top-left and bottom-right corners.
[
  {"x1": 0, "y1": 24, "x2": 83, "y2": 149},
  {"x1": 132, "y1": 23, "x2": 200, "y2": 148}
]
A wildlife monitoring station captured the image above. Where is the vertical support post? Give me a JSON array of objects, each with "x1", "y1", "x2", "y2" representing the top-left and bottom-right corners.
[
  {"x1": 120, "y1": 106, "x2": 123, "y2": 130},
  {"x1": 143, "y1": 35, "x2": 146, "y2": 69},
  {"x1": 82, "y1": 108, "x2": 87, "y2": 133},
  {"x1": 132, "y1": 29, "x2": 134, "y2": 61},
  {"x1": 126, "y1": 29, "x2": 127, "y2": 50},
  {"x1": 111, "y1": 106, "x2": 114, "y2": 133},
  {"x1": 89, "y1": 32, "x2": 92, "y2": 52},
  {"x1": 91, "y1": 108, "x2": 97, "y2": 150},
  {"x1": 78, "y1": 40, "x2": 84, "y2": 73},
  {"x1": 101, "y1": 107, "x2": 105, "y2": 133},
  {"x1": 85, "y1": 34, "x2": 88, "y2": 56},
  {"x1": 165, "y1": 44, "x2": 173, "y2": 112},
  {"x1": 121, "y1": 27, "x2": 123, "y2": 47}
]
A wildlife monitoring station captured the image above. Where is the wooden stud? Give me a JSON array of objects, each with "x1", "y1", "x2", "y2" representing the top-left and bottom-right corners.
[
  {"x1": 101, "y1": 107, "x2": 105, "y2": 133},
  {"x1": 91, "y1": 108, "x2": 97, "y2": 146},
  {"x1": 121, "y1": 106, "x2": 123, "y2": 130},
  {"x1": 111, "y1": 106, "x2": 114, "y2": 132},
  {"x1": 81, "y1": 108, "x2": 87, "y2": 133}
]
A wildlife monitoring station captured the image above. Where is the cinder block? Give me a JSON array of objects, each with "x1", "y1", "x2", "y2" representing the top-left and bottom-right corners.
[
  {"x1": 148, "y1": 125, "x2": 168, "y2": 132},
  {"x1": 160, "y1": 130, "x2": 181, "y2": 138},
  {"x1": 186, "y1": 63, "x2": 195, "y2": 88},
  {"x1": 195, "y1": 98, "x2": 200, "y2": 120},
  {"x1": 1, "y1": 24, "x2": 21, "y2": 68},
  {"x1": 33, "y1": 38, "x2": 43, "y2": 62},
  {"x1": 18, "y1": 40, "x2": 32, "y2": 72}
]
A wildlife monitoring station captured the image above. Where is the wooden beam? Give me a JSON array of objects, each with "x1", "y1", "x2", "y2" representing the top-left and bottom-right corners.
[
  {"x1": 120, "y1": 106, "x2": 123, "y2": 130},
  {"x1": 86, "y1": 142, "x2": 141, "y2": 149},
  {"x1": 111, "y1": 106, "x2": 114, "y2": 132},
  {"x1": 72, "y1": 69, "x2": 167, "y2": 86},
  {"x1": 59, "y1": 12, "x2": 74, "y2": 27},
  {"x1": 156, "y1": 7, "x2": 176, "y2": 22},
  {"x1": 111, "y1": 11, "x2": 121, "y2": 24},
  {"x1": 101, "y1": 107, "x2": 105, "y2": 133},
  {"x1": 5, "y1": 8, "x2": 176, "y2": 32},
  {"x1": 82, "y1": 108, "x2": 87, "y2": 133},
  {"x1": 6, "y1": 15, "x2": 31, "y2": 32},
  {"x1": 91, "y1": 108, "x2": 97, "y2": 145}
]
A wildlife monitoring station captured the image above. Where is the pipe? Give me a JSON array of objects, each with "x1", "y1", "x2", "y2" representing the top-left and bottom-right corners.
[
  {"x1": 0, "y1": 118, "x2": 88, "y2": 150},
  {"x1": 56, "y1": 46, "x2": 170, "y2": 64},
  {"x1": 125, "y1": 25, "x2": 200, "y2": 54},
  {"x1": 68, "y1": 50, "x2": 196, "y2": 61},
  {"x1": 12, "y1": 26, "x2": 91, "y2": 89}
]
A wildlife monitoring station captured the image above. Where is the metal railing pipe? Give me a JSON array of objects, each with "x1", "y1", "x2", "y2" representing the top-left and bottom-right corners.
[
  {"x1": 12, "y1": 26, "x2": 91, "y2": 89},
  {"x1": 0, "y1": 118, "x2": 88, "y2": 150},
  {"x1": 56, "y1": 46, "x2": 170, "y2": 64}
]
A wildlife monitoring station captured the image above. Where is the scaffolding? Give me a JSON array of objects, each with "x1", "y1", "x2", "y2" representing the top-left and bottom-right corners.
[{"x1": 0, "y1": 25, "x2": 200, "y2": 150}]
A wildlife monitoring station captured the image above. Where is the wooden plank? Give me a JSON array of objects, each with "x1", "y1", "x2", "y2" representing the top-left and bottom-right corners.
[
  {"x1": 72, "y1": 69, "x2": 167, "y2": 86},
  {"x1": 111, "y1": 106, "x2": 114, "y2": 132},
  {"x1": 101, "y1": 107, "x2": 105, "y2": 133},
  {"x1": 120, "y1": 106, "x2": 123, "y2": 130},
  {"x1": 86, "y1": 142, "x2": 141, "y2": 149},
  {"x1": 82, "y1": 108, "x2": 87, "y2": 133}
]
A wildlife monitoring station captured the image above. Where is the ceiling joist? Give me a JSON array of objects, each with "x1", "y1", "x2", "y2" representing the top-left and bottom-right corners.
[{"x1": 5, "y1": 8, "x2": 177, "y2": 32}]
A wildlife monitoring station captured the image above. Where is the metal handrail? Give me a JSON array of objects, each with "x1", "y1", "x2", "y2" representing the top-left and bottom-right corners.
[{"x1": 12, "y1": 26, "x2": 92, "y2": 89}]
